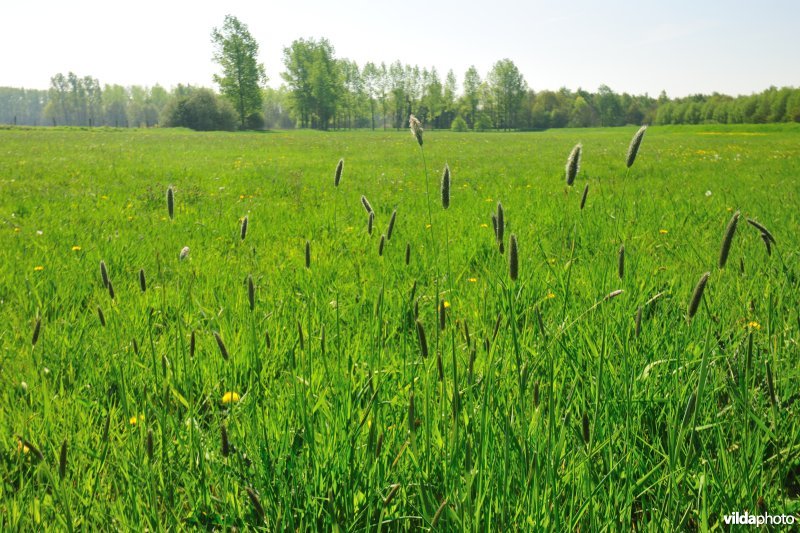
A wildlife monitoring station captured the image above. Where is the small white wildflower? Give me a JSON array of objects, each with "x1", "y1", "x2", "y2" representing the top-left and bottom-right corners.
[
  {"x1": 705, "y1": 190, "x2": 712, "y2": 197},
  {"x1": 180, "y1": 246, "x2": 190, "y2": 260}
]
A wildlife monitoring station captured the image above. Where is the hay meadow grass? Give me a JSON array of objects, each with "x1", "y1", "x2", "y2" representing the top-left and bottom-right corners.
[{"x1": 1, "y1": 123, "x2": 800, "y2": 530}]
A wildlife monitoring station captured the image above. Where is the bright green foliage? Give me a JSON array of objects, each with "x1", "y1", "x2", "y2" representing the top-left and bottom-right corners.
[
  {"x1": 451, "y1": 115, "x2": 468, "y2": 132},
  {"x1": 282, "y1": 38, "x2": 341, "y2": 129},
  {"x1": 161, "y1": 88, "x2": 237, "y2": 131},
  {"x1": 211, "y1": 15, "x2": 267, "y2": 129},
  {"x1": 1, "y1": 125, "x2": 799, "y2": 530}
]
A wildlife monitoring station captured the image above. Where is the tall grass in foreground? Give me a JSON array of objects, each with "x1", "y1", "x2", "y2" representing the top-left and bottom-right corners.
[{"x1": 1, "y1": 125, "x2": 799, "y2": 531}]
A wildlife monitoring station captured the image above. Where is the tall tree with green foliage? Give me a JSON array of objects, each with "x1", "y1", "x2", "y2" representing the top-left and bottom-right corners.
[
  {"x1": 211, "y1": 15, "x2": 267, "y2": 129},
  {"x1": 488, "y1": 59, "x2": 527, "y2": 130}
]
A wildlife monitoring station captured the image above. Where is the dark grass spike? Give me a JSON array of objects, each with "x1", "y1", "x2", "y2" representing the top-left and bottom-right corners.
[
  {"x1": 361, "y1": 195, "x2": 373, "y2": 214},
  {"x1": 761, "y1": 233, "x2": 772, "y2": 256},
  {"x1": 59, "y1": 439, "x2": 67, "y2": 479},
  {"x1": 580, "y1": 183, "x2": 589, "y2": 210},
  {"x1": 297, "y1": 321, "x2": 304, "y2": 351},
  {"x1": 378, "y1": 234, "x2": 385, "y2": 256},
  {"x1": 439, "y1": 300, "x2": 446, "y2": 331},
  {"x1": 409, "y1": 113, "x2": 423, "y2": 146},
  {"x1": 441, "y1": 164, "x2": 450, "y2": 209},
  {"x1": 334, "y1": 158, "x2": 343, "y2": 187},
  {"x1": 415, "y1": 320, "x2": 428, "y2": 358},
  {"x1": 100, "y1": 260, "x2": 109, "y2": 287},
  {"x1": 746, "y1": 218, "x2": 775, "y2": 244},
  {"x1": 386, "y1": 209, "x2": 397, "y2": 240},
  {"x1": 221, "y1": 424, "x2": 230, "y2": 457},
  {"x1": 492, "y1": 313, "x2": 502, "y2": 341},
  {"x1": 509, "y1": 234, "x2": 519, "y2": 281},
  {"x1": 384, "y1": 483, "x2": 402, "y2": 506},
  {"x1": 718, "y1": 211, "x2": 740, "y2": 269},
  {"x1": 132, "y1": 338, "x2": 139, "y2": 356},
  {"x1": 432, "y1": 498, "x2": 448, "y2": 528},
  {"x1": 566, "y1": 143, "x2": 582, "y2": 186},
  {"x1": 405, "y1": 243, "x2": 411, "y2": 266},
  {"x1": 687, "y1": 272, "x2": 710, "y2": 320},
  {"x1": 139, "y1": 268, "x2": 146, "y2": 292},
  {"x1": 626, "y1": 125, "x2": 647, "y2": 168},
  {"x1": 146, "y1": 429, "x2": 154, "y2": 461},
  {"x1": 108, "y1": 280, "x2": 115, "y2": 301},
  {"x1": 247, "y1": 275, "x2": 255, "y2": 311},
  {"x1": 167, "y1": 186, "x2": 174, "y2": 219},
  {"x1": 491, "y1": 214, "x2": 498, "y2": 241},
  {"x1": 190, "y1": 330, "x2": 196, "y2": 358},
  {"x1": 214, "y1": 332, "x2": 229, "y2": 360},
  {"x1": 305, "y1": 240, "x2": 311, "y2": 269},
  {"x1": 240, "y1": 215, "x2": 248, "y2": 241},
  {"x1": 246, "y1": 487, "x2": 265, "y2": 523},
  {"x1": 320, "y1": 325, "x2": 325, "y2": 358},
  {"x1": 17, "y1": 436, "x2": 44, "y2": 461},
  {"x1": 582, "y1": 411, "x2": 590, "y2": 445},
  {"x1": 368, "y1": 211, "x2": 374, "y2": 235},
  {"x1": 32, "y1": 317, "x2": 41, "y2": 346},
  {"x1": 97, "y1": 306, "x2": 106, "y2": 327},
  {"x1": 618, "y1": 245, "x2": 625, "y2": 279},
  {"x1": 496, "y1": 202, "x2": 505, "y2": 245},
  {"x1": 437, "y1": 352, "x2": 444, "y2": 381}
]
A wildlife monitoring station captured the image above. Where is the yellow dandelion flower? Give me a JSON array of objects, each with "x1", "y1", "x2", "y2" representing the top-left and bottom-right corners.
[
  {"x1": 425, "y1": 224, "x2": 432, "y2": 229},
  {"x1": 480, "y1": 223, "x2": 489, "y2": 228},
  {"x1": 485, "y1": 198, "x2": 493, "y2": 202},
  {"x1": 72, "y1": 245, "x2": 81, "y2": 251},
  {"x1": 17, "y1": 440, "x2": 30, "y2": 454},
  {"x1": 239, "y1": 195, "x2": 245, "y2": 199},
  {"x1": 659, "y1": 229, "x2": 668, "y2": 235},
  {"x1": 468, "y1": 277, "x2": 477, "y2": 283},
  {"x1": 443, "y1": 301, "x2": 451, "y2": 308},
  {"x1": 14, "y1": 228, "x2": 20, "y2": 232},
  {"x1": 129, "y1": 414, "x2": 144, "y2": 425},
  {"x1": 34, "y1": 266, "x2": 44, "y2": 271},
  {"x1": 222, "y1": 391, "x2": 240, "y2": 405},
  {"x1": 545, "y1": 292, "x2": 555, "y2": 300},
  {"x1": 747, "y1": 321, "x2": 761, "y2": 331}
]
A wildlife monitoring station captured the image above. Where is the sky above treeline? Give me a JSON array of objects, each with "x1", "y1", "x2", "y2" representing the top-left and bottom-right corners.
[{"x1": 3, "y1": 0, "x2": 799, "y2": 97}]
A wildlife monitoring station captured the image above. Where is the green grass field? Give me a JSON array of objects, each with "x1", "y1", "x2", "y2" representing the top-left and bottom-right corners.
[{"x1": 1, "y1": 124, "x2": 799, "y2": 530}]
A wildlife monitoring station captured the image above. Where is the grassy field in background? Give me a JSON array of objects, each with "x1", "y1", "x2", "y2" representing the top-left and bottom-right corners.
[{"x1": 1, "y1": 124, "x2": 799, "y2": 530}]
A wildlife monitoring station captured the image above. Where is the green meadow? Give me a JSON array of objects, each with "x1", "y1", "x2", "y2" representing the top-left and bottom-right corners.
[{"x1": 1, "y1": 124, "x2": 799, "y2": 530}]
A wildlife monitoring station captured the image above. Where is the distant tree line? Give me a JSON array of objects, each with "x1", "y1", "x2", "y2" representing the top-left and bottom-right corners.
[{"x1": 2, "y1": 47, "x2": 799, "y2": 131}]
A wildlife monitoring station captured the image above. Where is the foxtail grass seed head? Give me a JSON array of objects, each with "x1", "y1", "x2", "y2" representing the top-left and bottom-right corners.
[
  {"x1": 681, "y1": 392, "x2": 697, "y2": 428},
  {"x1": 409, "y1": 114, "x2": 423, "y2": 146},
  {"x1": 626, "y1": 125, "x2": 647, "y2": 168},
  {"x1": 432, "y1": 498, "x2": 448, "y2": 528},
  {"x1": 533, "y1": 381, "x2": 540, "y2": 408},
  {"x1": 378, "y1": 234, "x2": 386, "y2": 256},
  {"x1": 100, "y1": 260, "x2": 109, "y2": 287},
  {"x1": 439, "y1": 300, "x2": 446, "y2": 330},
  {"x1": 415, "y1": 320, "x2": 428, "y2": 358},
  {"x1": 97, "y1": 306, "x2": 106, "y2": 327},
  {"x1": 491, "y1": 214, "x2": 498, "y2": 241},
  {"x1": 766, "y1": 361, "x2": 777, "y2": 407},
  {"x1": 265, "y1": 330, "x2": 271, "y2": 349},
  {"x1": 108, "y1": 280, "x2": 115, "y2": 300},
  {"x1": 386, "y1": 209, "x2": 397, "y2": 240},
  {"x1": 509, "y1": 234, "x2": 519, "y2": 281},
  {"x1": 687, "y1": 272, "x2": 710, "y2": 320},
  {"x1": 146, "y1": 429, "x2": 154, "y2": 461},
  {"x1": 605, "y1": 289, "x2": 624, "y2": 301},
  {"x1": 635, "y1": 306, "x2": 642, "y2": 338},
  {"x1": 214, "y1": 332, "x2": 229, "y2": 360},
  {"x1": 375, "y1": 432, "x2": 384, "y2": 458},
  {"x1": 441, "y1": 164, "x2": 451, "y2": 209},
  {"x1": 718, "y1": 210, "x2": 740, "y2": 269},
  {"x1": 305, "y1": 240, "x2": 311, "y2": 269},
  {"x1": 180, "y1": 246, "x2": 190, "y2": 260},
  {"x1": 133, "y1": 338, "x2": 139, "y2": 356},
  {"x1": 240, "y1": 215, "x2": 248, "y2": 241},
  {"x1": 247, "y1": 274, "x2": 255, "y2": 311},
  {"x1": 582, "y1": 411, "x2": 590, "y2": 445},
  {"x1": 320, "y1": 324, "x2": 326, "y2": 357},
  {"x1": 368, "y1": 211, "x2": 374, "y2": 235},
  {"x1": 221, "y1": 424, "x2": 230, "y2": 457},
  {"x1": 761, "y1": 233, "x2": 772, "y2": 256},
  {"x1": 405, "y1": 243, "x2": 411, "y2": 266},
  {"x1": 297, "y1": 320, "x2": 304, "y2": 351},
  {"x1": 384, "y1": 483, "x2": 401, "y2": 506},
  {"x1": 413, "y1": 299, "x2": 419, "y2": 319},
  {"x1": 246, "y1": 487, "x2": 265, "y2": 523},
  {"x1": 496, "y1": 202, "x2": 505, "y2": 244},
  {"x1": 59, "y1": 439, "x2": 67, "y2": 479},
  {"x1": 566, "y1": 143, "x2": 582, "y2": 186},
  {"x1": 437, "y1": 351, "x2": 444, "y2": 381},
  {"x1": 618, "y1": 245, "x2": 625, "y2": 279},
  {"x1": 580, "y1": 184, "x2": 589, "y2": 210},
  {"x1": 334, "y1": 158, "x2": 344, "y2": 187},
  {"x1": 18, "y1": 437, "x2": 44, "y2": 461},
  {"x1": 190, "y1": 330, "x2": 196, "y2": 358},
  {"x1": 361, "y1": 195, "x2": 373, "y2": 214},
  {"x1": 167, "y1": 186, "x2": 174, "y2": 219},
  {"x1": 32, "y1": 317, "x2": 41, "y2": 346},
  {"x1": 139, "y1": 268, "x2": 146, "y2": 292},
  {"x1": 746, "y1": 218, "x2": 775, "y2": 244}
]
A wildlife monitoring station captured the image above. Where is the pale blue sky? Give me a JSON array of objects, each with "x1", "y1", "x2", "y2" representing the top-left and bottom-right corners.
[{"x1": 2, "y1": 0, "x2": 798, "y2": 97}]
